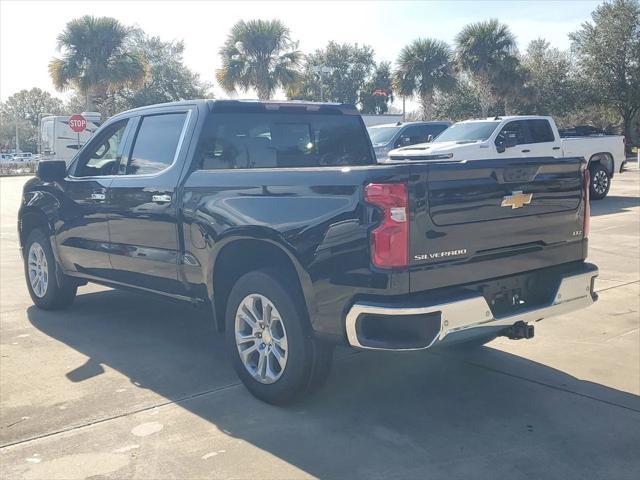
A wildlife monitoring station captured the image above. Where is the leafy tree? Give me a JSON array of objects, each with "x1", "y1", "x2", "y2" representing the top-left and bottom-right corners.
[
  {"x1": 360, "y1": 62, "x2": 394, "y2": 114},
  {"x1": 49, "y1": 16, "x2": 146, "y2": 110},
  {"x1": 432, "y1": 77, "x2": 483, "y2": 120},
  {"x1": 394, "y1": 38, "x2": 456, "y2": 119},
  {"x1": 289, "y1": 42, "x2": 377, "y2": 106},
  {"x1": 216, "y1": 19, "x2": 301, "y2": 100},
  {"x1": 570, "y1": 0, "x2": 640, "y2": 147},
  {"x1": 127, "y1": 34, "x2": 209, "y2": 108},
  {"x1": 519, "y1": 39, "x2": 577, "y2": 116},
  {"x1": 0, "y1": 88, "x2": 65, "y2": 152},
  {"x1": 0, "y1": 88, "x2": 64, "y2": 129},
  {"x1": 455, "y1": 19, "x2": 519, "y2": 117}
]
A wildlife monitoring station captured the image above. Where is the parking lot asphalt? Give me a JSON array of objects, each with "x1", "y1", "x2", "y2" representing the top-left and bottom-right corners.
[{"x1": 1, "y1": 166, "x2": 639, "y2": 479}]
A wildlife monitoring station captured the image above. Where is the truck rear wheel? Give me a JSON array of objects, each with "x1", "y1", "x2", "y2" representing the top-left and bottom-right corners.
[
  {"x1": 24, "y1": 229, "x2": 77, "y2": 310},
  {"x1": 225, "y1": 269, "x2": 333, "y2": 405},
  {"x1": 589, "y1": 162, "x2": 611, "y2": 200}
]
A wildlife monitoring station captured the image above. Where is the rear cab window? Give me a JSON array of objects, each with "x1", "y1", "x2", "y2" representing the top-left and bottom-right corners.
[{"x1": 196, "y1": 112, "x2": 373, "y2": 170}]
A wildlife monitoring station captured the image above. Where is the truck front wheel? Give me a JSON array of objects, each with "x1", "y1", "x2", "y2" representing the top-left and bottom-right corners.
[
  {"x1": 23, "y1": 229, "x2": 77, "y2": 310},
  {"x1": 589, "y1": 162, "x2": 611, "y2": 200},
  {"x1": 225, "y1": 269, "x2": 333, "y2": 404}
]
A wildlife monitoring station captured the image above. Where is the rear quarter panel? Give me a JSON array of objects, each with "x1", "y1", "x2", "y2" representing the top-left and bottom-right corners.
[{"x1": 180, "y1": 165, "x2": 414, "y2": 338}]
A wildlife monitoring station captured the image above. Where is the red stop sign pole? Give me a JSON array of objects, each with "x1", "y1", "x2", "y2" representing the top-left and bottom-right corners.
[{"x1": 69, "y1": 114, "x2": 87, "y2": 150}]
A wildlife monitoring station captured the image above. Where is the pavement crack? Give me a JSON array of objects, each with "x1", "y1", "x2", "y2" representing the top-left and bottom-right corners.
[
  {"x1": 596, "y1": 279, "x2": 640, "y2": 293},
  {"x1": 0, "y1": 381, "x2": 241, "y2": 450}
]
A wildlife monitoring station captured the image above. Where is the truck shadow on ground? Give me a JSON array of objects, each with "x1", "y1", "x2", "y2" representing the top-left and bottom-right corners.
[
  {"x1": 27, "y1": 289, "x2": 640, "y2": 479},
  {"x1": 590, "y1": 195, "x2": 640, "y2": 216}
]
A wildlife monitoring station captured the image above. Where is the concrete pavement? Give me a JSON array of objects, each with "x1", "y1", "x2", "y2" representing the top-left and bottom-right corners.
[{"x1": 1, "y1": 166, "x2": 639, "y2": 479}]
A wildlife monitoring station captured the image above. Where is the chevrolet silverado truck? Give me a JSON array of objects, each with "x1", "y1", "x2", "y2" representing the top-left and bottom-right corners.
[
  {"x1": 19, "y1": 101, "x2": 598, "y2": 404},
  {"x1": 387, "y1": 115, "x2": 626, "y2": 200}
]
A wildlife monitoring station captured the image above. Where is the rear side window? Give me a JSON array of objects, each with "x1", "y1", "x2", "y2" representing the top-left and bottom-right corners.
[
  {"x1": 126, "y1": 113, "x2": 188, "y2": 175},
  {"x1": 526, "y1": 120, "x2": 556, "y2": 143},
  {"x1": 196, "y1": 113, "x2": 373, "y2": 170}
]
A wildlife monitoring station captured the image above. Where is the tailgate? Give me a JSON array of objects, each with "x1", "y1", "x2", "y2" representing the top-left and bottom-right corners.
[{"x1": 408, "y1": 157, "x2": 587, "y2": 292}]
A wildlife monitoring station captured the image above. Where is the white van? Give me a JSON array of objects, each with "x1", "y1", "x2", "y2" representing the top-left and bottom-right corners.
[{"x1": 40, "y1": 112, "x2": 101, "y2": 162}]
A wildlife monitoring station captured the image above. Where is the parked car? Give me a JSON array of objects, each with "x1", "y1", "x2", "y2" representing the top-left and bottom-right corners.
[
  {"x1": 12, "y1": 152, "x2": 35, "y2": 162},
  {"x1": 368, "y1": 121, "x2": 451, "y2": 161},
  {"x1": 388, "y1": 115, "x2": 626, "y2": 199},
  {"x1": 0, "y1": 153, "x2": 13, "y2": 162},
  {"x1": 19, "y1": 101, "x2": 598, "y2": 404}
]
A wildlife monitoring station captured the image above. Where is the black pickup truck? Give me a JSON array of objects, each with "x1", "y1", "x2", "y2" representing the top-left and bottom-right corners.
[{"x1": 19, "y1": 100, "x2": 598, "y2": 404}]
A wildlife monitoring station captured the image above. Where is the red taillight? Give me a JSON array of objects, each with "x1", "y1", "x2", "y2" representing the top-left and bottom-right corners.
[
  {"x1": 583, "y1": 168, "x2": 590, "y2": 238},
  {"x1": 365, "y1": 183, "x2": 409, "y2": 268}
]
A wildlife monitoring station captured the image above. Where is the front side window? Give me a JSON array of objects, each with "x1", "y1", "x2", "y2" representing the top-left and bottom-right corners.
[
  {"x1": 74, "y1": 119, "x2": 129, "y2": 177},
  {"x1": 497, "y1": 121, "x2": 529, "y2": 145},
  {"x1": 196, "y1": 113, "x2": 373, "y2": 170},
  {"x1": 125, "y1": 113, "x2": 188, "y2": 175},
  {"x1": 398, "y1": 125, "x2": 429, "y2": 145}
]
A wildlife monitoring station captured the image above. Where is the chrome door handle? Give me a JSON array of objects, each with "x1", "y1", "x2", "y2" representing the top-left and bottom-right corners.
[
  {"x1": 152, "y1": 194, "x2": 172, "y2": 204},
  {"x1": 90, "y1": 193, "x2": 106, "y2": 201}
]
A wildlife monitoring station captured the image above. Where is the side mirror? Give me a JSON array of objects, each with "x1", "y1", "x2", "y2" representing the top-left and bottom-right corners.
[
  {"x1": 426, "y1": 134, "x2": 434, "y2": 142},
  {"x1": 37, "y1": 160, "x2": 67, "y2": 182}
]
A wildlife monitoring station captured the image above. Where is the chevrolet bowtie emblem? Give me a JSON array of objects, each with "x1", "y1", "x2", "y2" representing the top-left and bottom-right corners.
[{"x1": 501, "y1": 191, "x2": 533, "y2": 209}]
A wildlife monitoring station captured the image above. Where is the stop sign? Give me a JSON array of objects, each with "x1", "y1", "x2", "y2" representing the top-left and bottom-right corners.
[{"x1": 69, "y1": 114, "x2": 87, "y2": 133}]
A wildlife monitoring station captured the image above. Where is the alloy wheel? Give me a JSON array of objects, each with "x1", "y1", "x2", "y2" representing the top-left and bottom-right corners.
[
  {"x1": 28, "y1": 242, "x2": 48, "y2": 298},
  {"x1": 234, "y1": 294, "x2": 289, "y2": 384}
]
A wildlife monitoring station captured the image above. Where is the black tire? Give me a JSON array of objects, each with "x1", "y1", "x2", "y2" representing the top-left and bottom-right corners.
[
  {"x1": 589, "y1": 162, "x2": 611, "y2": 200},
  {"x1": 23, "y1": 229, "x2": 77, "y2": 310},
  {"x1": 225, "y1": 268, "x2": 333, "y2": 405}
]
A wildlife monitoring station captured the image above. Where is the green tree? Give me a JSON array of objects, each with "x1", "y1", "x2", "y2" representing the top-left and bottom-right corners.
[
  {"x1": 128, "y1": 34, "x2": 209, "y2": 108},
  {"x1": 394, "y1": 38, "x2": 456, "y2": 120},
  {"x1": 570, "y1": 0, "x2": 640, "y2": 146},
  {"x1": 520, "y1": 39, "x2": 577, "y2": 116},
  {"x1": 0, "y1": 88, "x2": 65, "y2": 152},
  {"x1": 216, "y1": 19, "x2": 301, "y2": 100},
  {"x1": 289, "y1": 42, "x2": 377, "y2": 106},
  {"x1": 432, "y1": 78, "x2": 483, "y2": 120},
  {"x1": 455, "y1": 19, "x2": 519, "y2": 117},
  {"x1": 49, "y1": 16, "x2": 146, "y2": 110},
  {"x1": 0, "y1": 88, "x2": 64, "y2": 129},
  {"x1": 360, "y1": 62, "x2": 394, "y2": 114}
]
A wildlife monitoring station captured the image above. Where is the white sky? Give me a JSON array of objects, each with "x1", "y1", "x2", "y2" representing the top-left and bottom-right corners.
[{"x1": 0, "y1": 0, "x2": 601, "y2": 105}]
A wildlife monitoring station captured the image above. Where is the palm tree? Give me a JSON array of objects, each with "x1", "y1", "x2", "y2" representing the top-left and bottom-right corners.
[
  {"x1": 216, "y1": 20, "x2": 301, "y2": 100},
  {"x1": 455, "y1": 19, "x2": 518, "y2": 117},
  {"x1": 49, "y1": 16, "x2": 146, "y2": 110},
  {"x1": 394, "y1": 39, "x2": 456, "y2": 120}
]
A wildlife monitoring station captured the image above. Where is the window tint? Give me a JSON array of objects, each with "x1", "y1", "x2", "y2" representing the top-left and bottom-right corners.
[
  {"x1": 497, "y1": 121, "x2": 528, "y2": 145},
  {"x1": 126, "y1": 113, "x2": 187, "y2": 175},
  {"x1": 74, "y1": 119, "x2": 129, "y2": 177},
  {"x1": 196, "y1": 113, "x2": 373, "y2": 170},
  {"x1": 527, "y1": 119, "x2": 555, "y2": 143}
]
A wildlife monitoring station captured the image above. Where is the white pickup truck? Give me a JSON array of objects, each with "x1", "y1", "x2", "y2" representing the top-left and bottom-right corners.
[{"x1": 388, "y1": 115, "x2": 626, "y2": 199}]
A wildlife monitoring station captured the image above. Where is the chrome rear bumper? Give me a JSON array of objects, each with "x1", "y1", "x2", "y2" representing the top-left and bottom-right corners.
[{"x1": 345, "y1": 266, "x2": 598, "y2": 350}]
